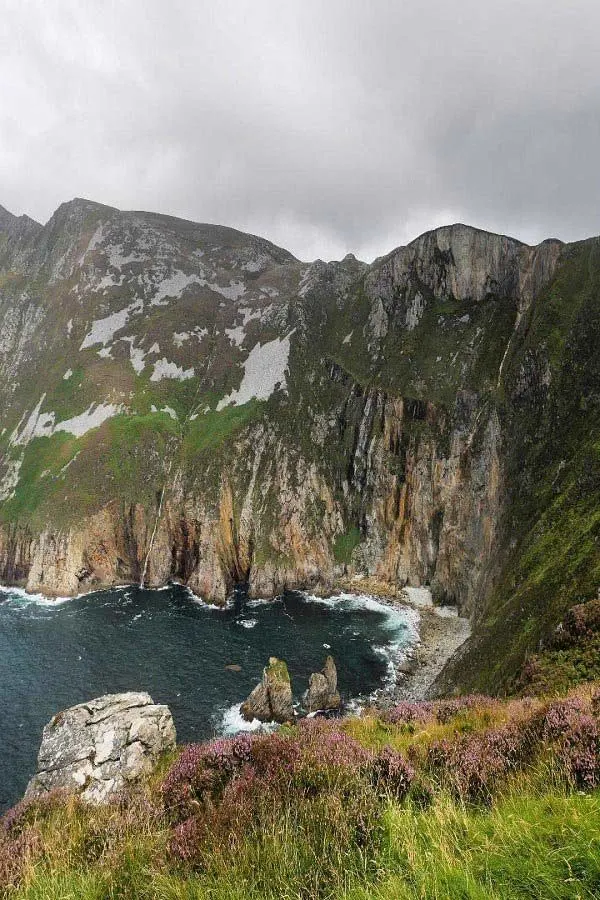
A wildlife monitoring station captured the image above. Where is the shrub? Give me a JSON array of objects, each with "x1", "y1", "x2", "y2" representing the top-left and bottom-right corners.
[
  {"x1": 0, "y1": 826, "x2": 41, "y2": 893},
  {"x1": 555, "y1": 599, "x2": 600, "y2": 646},
  {"x1": 383, "y1": 701, "x2": 436, "y2": 726},
  {"x1": 543, "y1": 697, "x2": 600, "y2": 788},
  {"x1": 425, "y1": 717, "x2": 542, "y2": 802},
  {"x1": 370, "y1": 747, "x2": 415, "y2": 799}
]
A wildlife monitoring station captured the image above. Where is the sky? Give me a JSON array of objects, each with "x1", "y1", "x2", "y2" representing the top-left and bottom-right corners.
[{"x1": 1, "y1": 0, "x2": 600, "y2": 262}]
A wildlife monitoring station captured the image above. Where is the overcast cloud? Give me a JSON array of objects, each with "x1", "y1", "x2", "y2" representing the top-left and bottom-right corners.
[{"x1": 1, "y1": 0, "x2": 599, "y2": 261}]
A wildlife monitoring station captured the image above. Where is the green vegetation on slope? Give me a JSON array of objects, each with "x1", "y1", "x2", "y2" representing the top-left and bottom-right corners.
[
  {"x1": 442, "y1": 238, "x2": 600, "y2": 695},
  {"x1": 2, "y1": 684, "x2": 599, "y2": 899},
  {"x1": 333, "y1": 526, "x2": 362, "y2": 564},
  {"x1": 181, "y1": 400, "x2": 264, "y2": 458},
  {"x1": 0, "y1": 434, "x2": 80, "y2": 525}
]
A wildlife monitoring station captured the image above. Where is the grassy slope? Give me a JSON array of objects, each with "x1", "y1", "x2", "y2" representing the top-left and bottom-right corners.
[{"x1": 3, "y1": 684, "x2": 599, "y2": 899}]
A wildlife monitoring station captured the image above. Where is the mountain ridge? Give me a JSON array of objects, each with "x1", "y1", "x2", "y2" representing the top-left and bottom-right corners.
[{"x1": 0, "y1": 197, "x2": 598, "y2": 693}]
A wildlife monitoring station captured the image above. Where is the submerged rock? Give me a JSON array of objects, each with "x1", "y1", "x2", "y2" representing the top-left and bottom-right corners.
[
  {"x1": 25, "y1": 692, "x2": 176, "y2": 804},
  {"x1": 241, "y1": 656, "x2": 295, "y2": 724},
  {"x1": 304, "y1": 655, "x2": 341, "y2": 713}
]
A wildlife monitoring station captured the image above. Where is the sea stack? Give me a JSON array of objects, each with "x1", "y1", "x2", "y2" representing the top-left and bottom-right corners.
[
  {"x1": 304, "y1": 655, "x2": 341, "y2": 713},
  {"x1": 241, "y1": 657, "x2": 295, "y2": 724}
]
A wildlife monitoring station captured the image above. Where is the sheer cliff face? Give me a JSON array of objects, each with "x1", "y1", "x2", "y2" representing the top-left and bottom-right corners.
[{"x1": 1, "y1": 200, "x2": 591, "y2": 685}]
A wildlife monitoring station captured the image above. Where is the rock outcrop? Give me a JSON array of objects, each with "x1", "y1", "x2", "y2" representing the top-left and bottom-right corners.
[
  {"x1": 304, "y1": 655, "x2": 341, "y2": 713},
  {"x1": 241, "y1": 657, "x2": 295, "y2": 724},
  {"x1": 25, "y1": 692, "x2": 176, "y2": 804}
]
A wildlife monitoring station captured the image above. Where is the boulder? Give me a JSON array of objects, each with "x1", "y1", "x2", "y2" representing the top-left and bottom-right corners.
[
  {"x1": 304, "y1": 655, "x2": 341, "y2": 712},
  {"x1": 241, "y1": 657, "x2": 295, "y2": 724},
  {"x1": 25, "y1": 692, "x2": 176, "y2": 804}
]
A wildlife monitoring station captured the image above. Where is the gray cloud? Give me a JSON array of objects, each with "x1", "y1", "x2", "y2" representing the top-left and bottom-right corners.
[{"x1": 1, "y1": 0, "x2": 599, "y2": 260}]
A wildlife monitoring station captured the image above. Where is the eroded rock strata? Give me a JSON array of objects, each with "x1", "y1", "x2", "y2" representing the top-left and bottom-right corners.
[
  {"x1": 25, "y1": 692, "x2": 176, "y2": 804},
  {"x1": 1, "y1": 200, "x2": 599, "y2": 690}
]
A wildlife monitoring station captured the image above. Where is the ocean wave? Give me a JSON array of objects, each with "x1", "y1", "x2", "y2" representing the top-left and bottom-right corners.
[
  {"x1": 0, "y1": 585, "x2": 72, "y2": 606},
  {"x1": 245, "y1": 596, "x2": 282, "y2": 608},
  {"x1": 299, "y1": 591, "x2": 420, "y2": 697},
  {"x1": 219, "y1": 703, "x2": 277, "y2": 735},
  {"x1": 184, "y1": 586, "x2": 233, "y2": 611}
]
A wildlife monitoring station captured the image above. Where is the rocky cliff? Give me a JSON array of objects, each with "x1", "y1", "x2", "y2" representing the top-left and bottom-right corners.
[{"x1": 1, "y1": 199, "x2": 598, "y2": 690}]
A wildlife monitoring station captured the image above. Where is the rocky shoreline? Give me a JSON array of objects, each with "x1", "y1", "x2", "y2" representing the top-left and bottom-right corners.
[{"x1": 334, "y1": 577, "x2": 472, "y2": 704}]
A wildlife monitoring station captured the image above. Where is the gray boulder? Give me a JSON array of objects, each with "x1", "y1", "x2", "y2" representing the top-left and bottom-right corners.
[
  {"x1": 25, "y1": 692, "x2": 176, "y2": 804},
  {"x1": 241, "y1": 657, "x2": 295, "y2": 724},
  {"x1": 304, "y1": 655, "x2": 341, "y2": 712}
]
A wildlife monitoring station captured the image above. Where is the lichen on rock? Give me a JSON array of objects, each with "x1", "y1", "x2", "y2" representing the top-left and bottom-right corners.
[
  {"x1": 240, "y1": 656, "x2": 295, "y2": 724},
  {"x1": 304, "y1": 655, "x2": 341, "y2": 713},
  {"x1": 25, "y1": 692, "x2": 176, "y2": 804}
]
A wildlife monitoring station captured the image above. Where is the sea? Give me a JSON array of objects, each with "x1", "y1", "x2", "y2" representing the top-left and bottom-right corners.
[{"x1": 0, "y1": 583, "x2": 419, "y2": 811}]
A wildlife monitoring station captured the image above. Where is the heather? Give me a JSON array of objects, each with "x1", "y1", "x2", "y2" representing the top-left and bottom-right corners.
[
  {"x1": 2, "y1": 685, "x2": 599, "y2": 899},
  {"x1": 518, "y1": 598, "x2": 600, "y2": 695}
]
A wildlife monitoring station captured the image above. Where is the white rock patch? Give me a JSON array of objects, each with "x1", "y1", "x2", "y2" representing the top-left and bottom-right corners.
[
  {"x1": 212, "y1": 280, "x2": 246, "y2": 301},
  {"x1": 120, "y1": 338, "x2": 146, "y2": 375},
  {"x1": 225, "y1": 325, "x2": 246, "y2": 347},
  {"x1": 53, "y1": 403, "x2": 124, "y2": 438},
  {"x1": 10, "y1": 395, "x2": 54, "y2": 445},
  {"x1": 150, "y1": 272, "x2": 202, "y2": 307},
  {"x1": 217, "y1": 332, "x2": 293, "y2": 410},
  {"x1": 150, "y1": 358, "x2": 195, "y2": 382},
  {"x1": 11, "y1": 397, "x2": 124, "y2": 445},
  {"x1": 63, "y1": 369, "x2": 73, "y2": 380},
  {"x1": 80, "y1": 300, "x2": 143, "y2": 350},
  {"x1": 0, "y1": 457, "x2": 23, "y2": 501}
]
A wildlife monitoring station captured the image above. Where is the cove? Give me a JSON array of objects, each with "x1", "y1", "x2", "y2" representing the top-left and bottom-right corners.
[{"x1": 0, "y1": 584, "x2": 418, "y2": 811}]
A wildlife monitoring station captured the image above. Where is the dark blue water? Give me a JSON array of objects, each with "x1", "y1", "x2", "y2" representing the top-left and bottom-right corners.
[{"x1": 0, "y1": 584, "x2": 417, "y2": 811}]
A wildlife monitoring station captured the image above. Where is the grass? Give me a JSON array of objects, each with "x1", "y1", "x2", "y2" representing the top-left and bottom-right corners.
[
  {"x1": 10, "y1": 791, "x2": 600, "y2": 899},
  {"x1": 0, "y1": 434, "x2": 80, "y2": 524},
  {"x1": 180, "y1": 400, "x2": 263, "y2": 459},
  {"x1": 333, "y1": 526, "x2": 362, "y2": 564},
  {"x1": 357, "y1": 792, "x2": 600, "y2": 900},
  {"x1": 2, "y1": 684, "x2": 599, "y2": 899}
]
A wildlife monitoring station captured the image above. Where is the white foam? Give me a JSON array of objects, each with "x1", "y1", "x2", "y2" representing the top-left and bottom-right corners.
[
  {"x1": 0, "y1": 585, "x2": 72, "y2": 606},
  {"x1": 246, "y1": 596, "x2": 282, "y2": 608},
  {"x1": 184, "y1": 586, "x2": 232, "y2": 611},
  {"x1": 299, "y1": 591, "x2": 420, "y2": 692},
  {"x1": 219, "y1": 703, "x2": 276, "y2": 736},
  {"x1": 237, "y1": 618, "x2": 257, "y2": 629}
]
